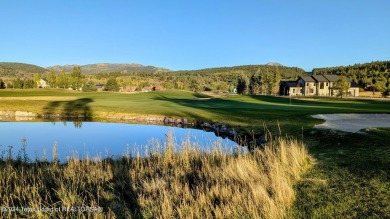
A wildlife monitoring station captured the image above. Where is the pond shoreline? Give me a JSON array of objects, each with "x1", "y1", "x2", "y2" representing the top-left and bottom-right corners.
[{"x1": 0, "y1": 110, "x2": 264, "y2": 148}]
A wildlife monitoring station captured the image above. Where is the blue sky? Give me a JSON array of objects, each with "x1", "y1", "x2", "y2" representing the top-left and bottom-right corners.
[{"x1": 0, "y1": 0, "x2": 389, "y2": 71}]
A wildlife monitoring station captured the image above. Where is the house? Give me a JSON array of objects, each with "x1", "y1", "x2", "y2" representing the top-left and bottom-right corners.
[
  {"x1": 96, "y1": 84, "x2": 105, "y2": 91},
  {"x1": 279, "y1": 80, "x2": 302, "y2": 96},
  {"x1": 283, "y1": 75, "x2": 359, "y2": 97},
  {"x1": 348, "y1": 81, "x2": 360, "y2": 97},
  {"x1": 322, "y1": 75, "x2": 359, "y2": 97},
  {"x1": 142, "y1": 86, "x2": 153, "y2": 92},
  {"x1": 322, "y1": 75, "x2": 340, "y2": 96},
  {"x1": 311, "y1": 75, "x2": 329, "y2": 96},
  {"x1": 37, "y1": 79, "x2": 49, "y2": 88},
  {"x1": 298, "y1": 76, "x2": 317, "y2": 96}
]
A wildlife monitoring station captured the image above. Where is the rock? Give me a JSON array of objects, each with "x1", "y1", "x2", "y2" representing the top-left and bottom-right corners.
[
  {"x1": 249, "y1": 138, "x2": 267, "y2": 147},
  {"x1": 229, "y1": 130, "x2": 238, "y2": 136},
  {"x1": 202, "y1": 122, "x2": 212, "y2": 128},
  {"x1": 163, "y1": 117, "x2": 175, "y2": 123},
  {"x1": 148, "y1": 116, "x2": 157, "y2": 121},
  {"x1": 0, "y1": 111, "x2": 15, "y2": 117},
  {"x1": 219, "y1": 125, "x2": 228, "y2": 133}
]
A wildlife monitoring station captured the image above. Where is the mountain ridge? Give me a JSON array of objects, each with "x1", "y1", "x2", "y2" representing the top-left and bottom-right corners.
[
  {"x1": 47, "y1": 63, "x2": 170, "y2": 74},
  {"x1": 265, "y1": 62, "x2": 284, "y2": 67}
]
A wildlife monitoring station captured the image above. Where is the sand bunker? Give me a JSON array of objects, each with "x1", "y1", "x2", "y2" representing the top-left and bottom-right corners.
[{"x1": 312, "y1": 114, "x2": 390, "y2": 132}]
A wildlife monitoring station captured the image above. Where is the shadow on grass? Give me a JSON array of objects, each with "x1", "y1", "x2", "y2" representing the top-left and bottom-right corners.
[
  {"x1": 105, "y1": 159, "x2": 144, "y2": 218},
  {"x1": 43, "y1": 98, "x2": 94, "y2": 128},
  {"x1": 150, "y1": 95, "x2": 329, "y2": 135},
  {"x1": 291, "y1": 128, "x2": 390, "y2": 218}
]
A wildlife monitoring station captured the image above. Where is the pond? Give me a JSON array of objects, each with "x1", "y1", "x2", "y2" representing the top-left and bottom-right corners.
[{"x1": 0, "y1": 121, "x2": 243, "y2": 162}]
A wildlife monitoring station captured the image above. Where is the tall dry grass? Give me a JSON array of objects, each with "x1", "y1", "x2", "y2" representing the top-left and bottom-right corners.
[{"x1": 0, "y1": 133, "x2": 312, "y2": 218}]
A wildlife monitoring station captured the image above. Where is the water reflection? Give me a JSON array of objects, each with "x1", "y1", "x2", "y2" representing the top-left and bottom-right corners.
[{"x1": 0, "y1": 122, "x2": 243, "y2": 162}]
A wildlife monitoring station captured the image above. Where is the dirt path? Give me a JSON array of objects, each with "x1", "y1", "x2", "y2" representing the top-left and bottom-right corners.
[{"x1": 312, "y1": 114, "x2": 390, "y2": 132}]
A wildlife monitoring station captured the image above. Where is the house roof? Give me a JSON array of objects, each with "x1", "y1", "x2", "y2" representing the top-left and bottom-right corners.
[
  {"x1": 322, "y1": 75, "x2": 340, "y2": 82},
  {"x1": 285, "y1": 81, "x2": 300, "y2": 87},
  {"x1": 299, "y1": 76, "x2": 316, "y2": 82},
  {"x1": 312, "y1": 75, "x2": 328, "y2": 82},
  {"x1": 322, "y1": 75, "x2": 352, "y2": 83}
]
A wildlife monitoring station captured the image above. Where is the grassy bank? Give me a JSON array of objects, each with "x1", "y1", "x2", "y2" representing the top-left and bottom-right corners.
[
  {"x1": 291, "y1": 128, "x2": 390, "y2": 218},
  {"x1": 0, "y1": 134, "x2": 312, "y2": 218}
]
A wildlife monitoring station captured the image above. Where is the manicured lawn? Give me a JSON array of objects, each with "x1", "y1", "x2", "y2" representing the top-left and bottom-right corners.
[{"x1": 1, "y1": 89, "x2": 389, "y2": 134}]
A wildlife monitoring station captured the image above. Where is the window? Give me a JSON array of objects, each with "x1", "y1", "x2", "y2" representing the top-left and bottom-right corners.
[
  {"x1": 320, "y1": 82, "x2": 324, "y2": 89},
  {"x1": 292, "y1": 88, "x2": 296, "y2": 93},
  {"x1": 326, "y1": 83, "x2": 328, "y2": 86}
]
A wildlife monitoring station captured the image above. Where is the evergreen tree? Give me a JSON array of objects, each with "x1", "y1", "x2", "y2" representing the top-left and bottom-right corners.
[
  {"x1": 272, "y1": 71, "x2": 281, "y2": 95},
  {"x1": 261, "y1": 70, "x2": 273, "y2": 95},
  {"x1": 105, "y1": 77, "x2": 119, "y2": 91},
  {"x1": 236, "y1": 74, "x2": 249, "y2": 95},
  {"x1": 0, "y1": 79, "x2": 5, "y2": 89},
  {"x1": 249, "y1": 74, "x2": 262, "y2": 95}
]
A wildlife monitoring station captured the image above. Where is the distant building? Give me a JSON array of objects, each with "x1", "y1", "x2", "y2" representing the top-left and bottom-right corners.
[
  {"x1": 142, "y1": 86, "x2": 152, "y2": 92},
  {"x1": 37, "y1": 79, "x2": 49, "y2": 88},
  {"x1": 96, "y1": 84, "x2": 105, "y2": 91},
  {"x1": 280, "y1": 75, "x2": 359, "y2": 97},
  {"x1": 279, "y1": 80, "x2": 302, "y2": 96}
]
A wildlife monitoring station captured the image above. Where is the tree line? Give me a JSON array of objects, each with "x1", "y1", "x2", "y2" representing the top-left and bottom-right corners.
[
  {"x1": 313, "y1": 61, "x2": 390, "y2": 93},
  {"x1": 0, "y1": 65, "x2": 305, "y2": 94}
]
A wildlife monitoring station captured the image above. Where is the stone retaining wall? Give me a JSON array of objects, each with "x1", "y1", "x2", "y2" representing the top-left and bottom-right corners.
[{"x1": 0, "y1": 111, "x2": 38, "y2": 117}]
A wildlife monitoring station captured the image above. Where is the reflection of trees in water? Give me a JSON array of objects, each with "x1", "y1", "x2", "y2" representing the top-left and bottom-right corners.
[
  {"x1": 73, "y1": 120, "x2": 83, "y2": 128},
  {"x1": 44, "y1": 98, "x2": 94, "y2": 128},
  {"x1": 48, "y1": 120, "x2": 85, "y2": 128}
]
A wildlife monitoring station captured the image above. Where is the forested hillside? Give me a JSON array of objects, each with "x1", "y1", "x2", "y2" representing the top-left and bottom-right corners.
[
  {"x1": 161, "y1": 65, "x2": 305, "y2": 94},
  {"x1": 313, "y1": 61, "x2": 390, "y2": 91},
  {"x1": 0, "y1": 62, "x2": 47, "y2": 78},
  {"x1": 88, "y1": 64, "x2": 306, "y2": 94}
]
